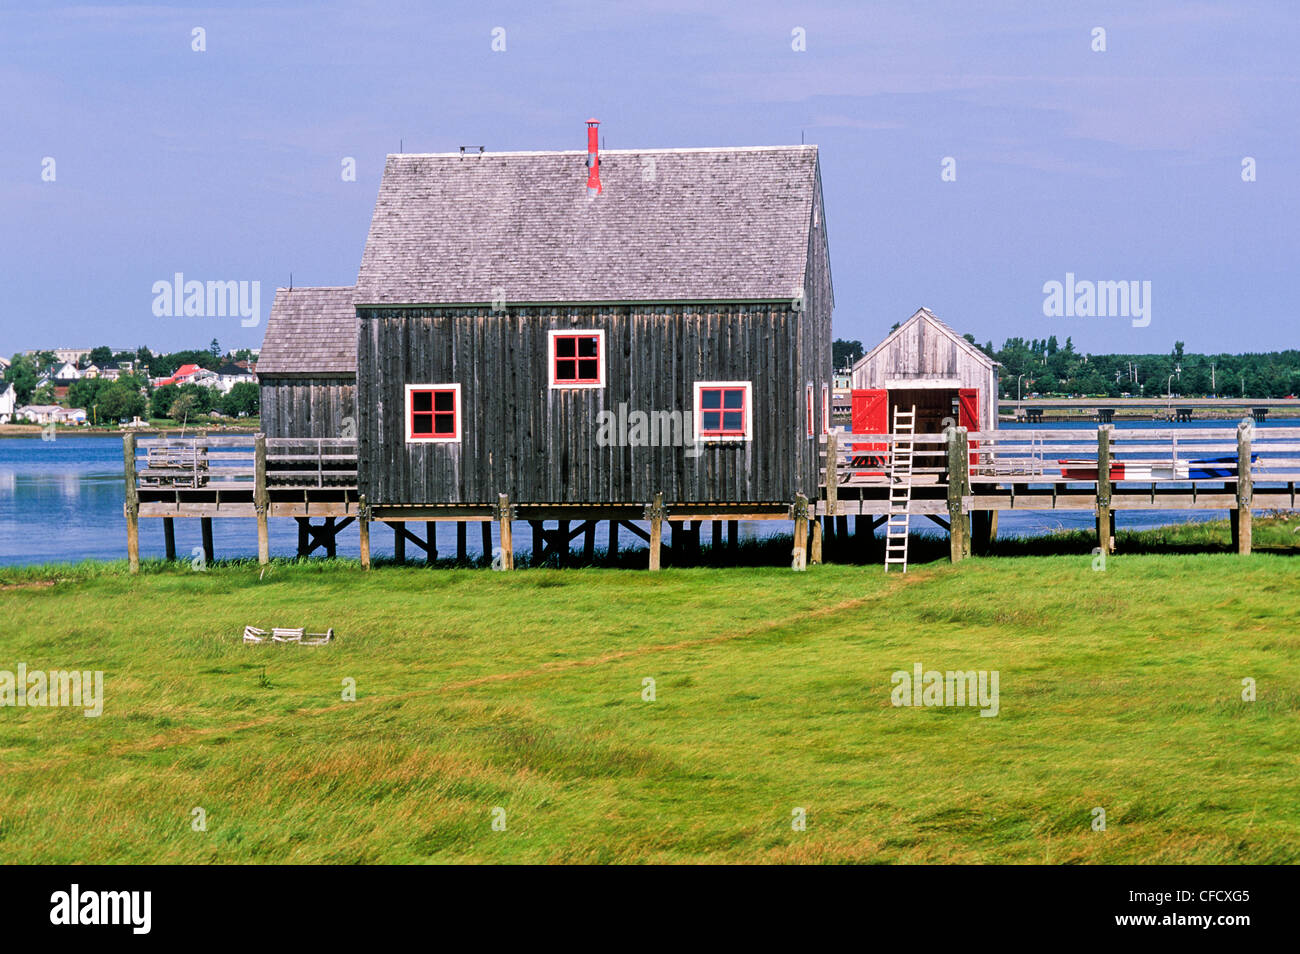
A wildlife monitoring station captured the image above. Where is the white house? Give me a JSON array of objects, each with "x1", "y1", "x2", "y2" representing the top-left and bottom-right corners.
[
  {"x1": 0, "y1": 382, "x2": 16, "y2": 423},
  {"x1": 16, "y1": 404, "x2": 86, "y2": 425}
]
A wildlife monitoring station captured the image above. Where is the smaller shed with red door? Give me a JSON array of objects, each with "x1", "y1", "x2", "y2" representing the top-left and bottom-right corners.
[{"x1": 849, "y1": 307, "x2": 999, "y2": 441}]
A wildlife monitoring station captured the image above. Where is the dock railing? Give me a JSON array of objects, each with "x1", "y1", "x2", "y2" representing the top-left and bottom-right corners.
[
  {"x1": 130, "y1": 433, "x2": 358, "y2": 491},
  {"x1": 822, "y1": 425, "x2": 1300, "y2": 490}
]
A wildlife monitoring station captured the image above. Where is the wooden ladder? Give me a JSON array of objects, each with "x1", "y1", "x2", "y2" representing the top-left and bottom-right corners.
[{"x1": 884, "y1": 405, "x2": 917, "y2": 573}]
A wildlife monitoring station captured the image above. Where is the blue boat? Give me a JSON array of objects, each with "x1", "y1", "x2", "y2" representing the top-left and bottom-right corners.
[{"x1": 1186, "y1": 454, "x2": 1258, "y2": 479}]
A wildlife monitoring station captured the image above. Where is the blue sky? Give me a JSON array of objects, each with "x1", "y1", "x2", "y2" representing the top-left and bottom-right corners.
[{"x1": 2, "y1": 0, "x2": 1297, "y2": 357}]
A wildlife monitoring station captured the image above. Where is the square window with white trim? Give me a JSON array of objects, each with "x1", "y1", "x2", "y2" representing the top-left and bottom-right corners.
[
  {"x1": 406, "y1": 384, "x2": 461, "y2": 443},
  {"x1": 549, "y1": 330, "x2": 605, "y2": 388},
  {"x1": 695, "y1": 381, "x2": 752, "y2": 442}
]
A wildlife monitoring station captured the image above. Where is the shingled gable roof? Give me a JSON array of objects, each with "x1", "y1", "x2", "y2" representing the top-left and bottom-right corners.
[
  {"x1": 856, "y1": 307, "x2": 1000, "y2": 372},
  {"x1": 355, "y1": 145, "x2": 823, "y2": 306},
  {"x1": 257, "y1": 286, "x2": 357, "y2": 376}
]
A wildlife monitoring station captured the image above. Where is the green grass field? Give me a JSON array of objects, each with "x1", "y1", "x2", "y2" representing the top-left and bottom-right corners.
[{"x1": 1, "y1": 527, "x2": 1297, "y2": 863}]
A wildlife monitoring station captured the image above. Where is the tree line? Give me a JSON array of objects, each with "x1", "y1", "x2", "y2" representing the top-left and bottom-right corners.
[{"x1": 833, "y1": 337, "x2": 1300, "y2": 399}]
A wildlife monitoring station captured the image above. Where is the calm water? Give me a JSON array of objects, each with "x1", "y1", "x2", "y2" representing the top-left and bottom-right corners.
[{"x1": 0, "y1": 422, "x2": 1287, "y2": 566}]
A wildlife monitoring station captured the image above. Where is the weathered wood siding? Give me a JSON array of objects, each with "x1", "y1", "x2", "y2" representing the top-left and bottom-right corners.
[
  {"x1": 259, "y1": 378, "x2": 356, "y2": 439},
  {"x1": 357, "y1": 301, "x2": 829, "y2": 506}
]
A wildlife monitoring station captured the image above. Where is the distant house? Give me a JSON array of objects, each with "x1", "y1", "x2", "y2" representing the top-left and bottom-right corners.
[
  {"x1": 0, "y1": 382, "x2": 16, "y2": 423},
  {"x1": 43, "y1": 361, "x2": 81, "y2": 385},
  {"x1": 214, "y1": 360, "x2": 257, "y2": 394},
  {"x1": 53, "y1": 348, "x2": 92, "y2": 366},
  {"x1": 17, "y1": 404, "x2": 85, "y2": 425},
  {"x1": 81, "y1": 364, "x2": 101, "y2": 379},
  {"x1": 155, "y1": 363, "x2": 217, "y2": 388}
]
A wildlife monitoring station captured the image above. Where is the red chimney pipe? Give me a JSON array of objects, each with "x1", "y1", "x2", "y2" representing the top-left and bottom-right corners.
[{"x1": 586, "y1": 118, "x2": 602, "y2": 197}]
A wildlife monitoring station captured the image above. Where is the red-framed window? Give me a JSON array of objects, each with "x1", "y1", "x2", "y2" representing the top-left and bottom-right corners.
[
  {"x1": 405, "y1": 384, "x2": 461, "y2": 443},
  {"x1": 549, "y1": 330, "x2": 605, "y2": 387},
  {"x1": 821, "y1": 383, "x2": 831, "y2": 435},
  {"x1": 806, "y1": 383, "x2": 814, "y2": 437},
  {"x1": 695, "y1": 381, "x2": 751, "y2": 441}
]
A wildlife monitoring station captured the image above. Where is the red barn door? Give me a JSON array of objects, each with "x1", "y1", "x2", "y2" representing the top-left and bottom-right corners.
[
  {"x1": 958, "y1": 388, "x2": 980, "y2": 465},
  {"x1": 851, "y1": 389, "x2": 888, "y2": 476}
]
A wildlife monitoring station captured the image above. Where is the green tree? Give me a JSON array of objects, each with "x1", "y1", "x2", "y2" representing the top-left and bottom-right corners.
[
  {"x1": 151, "y1": 383, "x2": 179, "y2": 419},
  {"x1": 89, "y1": 346, "x2": 114, "y2": 365},
  {"x1": 832, "y1": 338, "x2": 865, "y2": 370},
  {"x1": 98, "y1": 382, "x2": 146, "y2": 421},
  {"x1": 4, "y1": 355, "x2": 38, "y2": 404},
  {"x1": 220, "y1": 381, "x2": 259, "y2": 417}
]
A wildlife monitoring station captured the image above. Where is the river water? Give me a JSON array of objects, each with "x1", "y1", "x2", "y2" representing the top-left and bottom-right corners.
[{"x1": 0, "y1": 422, "x2": 1287, "y2": 566}]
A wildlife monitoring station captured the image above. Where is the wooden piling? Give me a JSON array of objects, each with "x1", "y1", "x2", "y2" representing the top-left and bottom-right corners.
[
  {"x1": 1236, "y1": 422, "x2": 1253, "y2": 555},
  {"x1": 480, "y1": 520, "x2": 492, "y2": 565},
  {"x1": 254, "y1": 433, "x2": 269, "y2": 566},
  {"x1": 297, "y1": 518, "x2": 310, "y2": 558},
  {"x1": 392, "y1": 520, "x2": 406, "y2": 563},
  {"x1": 358, "y1": 497, "x2": 371, "y2": 570},
  {"x1": 793, "y1": 493, "x2": 809, "y2": 568},
  {"x1": 163, "y1": 517, "x2": 176, "y2": 562},
  {"x1": 810, "y1": 513, "x2": 823, "y2": 565},
  {"x1": 557, "y1": 520, "x2": 570, "y2": 567},
  {"x1": 457, "y1": 521, "x2": 467, "y2": 562},
  {"x1": 323, "y1": 517, "x2": 336, "y2": 559},
  {"x1": 727, "y1": 520, "x2": 737, "y2": 549},
  {"x1": 123, "y1": 434, "x2": 140, "y2": 573},
  {"x1": 947, "y1": 429, "x2": 969, "y2": 562},
  {"x1": 609, "y1": 520, "x2": 619, "y2": 561},
  {"x1": 200, "y1": 517, "x2": 215, "y2": 566},
  {"x1": 647, "y1": 493, "x2": 664, "y2": 571},
  {"x1": 426, "y1": 522, "x2": 436, "y2": 564},
  {"x1": 1096, "y1": 425, "x2": 1114, "y2": 554},
  {"x1": 497, "y1": 494, "x2": 514, "y2": 569},
  {"x1": 583, "y1": 521, "x2": 596, "y2": 562}
]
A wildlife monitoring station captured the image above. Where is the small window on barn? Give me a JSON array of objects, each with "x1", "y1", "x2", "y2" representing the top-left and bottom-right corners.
[
  {"x1": 405, "y1": 384, "x2": 461, "y2": 443},
  {"x1": 694, "y1": 381, "x2": 752, "y2": 442},
  {"x1": 806, "y1": 383, "x2": 814, "y2": 437},
  {"x1": 821, "y1": 383, "x2": 830, "y2": 435},
  {"x1": 548, "y1": 329, "x2": 605, "y2": 388}
]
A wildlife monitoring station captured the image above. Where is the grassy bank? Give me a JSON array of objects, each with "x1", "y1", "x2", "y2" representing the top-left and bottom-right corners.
[{"x1": 1, "y1": 543, "x2": 1297, "y2": 864}]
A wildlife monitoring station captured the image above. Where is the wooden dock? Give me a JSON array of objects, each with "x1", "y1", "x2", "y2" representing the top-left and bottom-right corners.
[{"x1": 122, "y1": 424, "x2": 1297, "y2": 572}]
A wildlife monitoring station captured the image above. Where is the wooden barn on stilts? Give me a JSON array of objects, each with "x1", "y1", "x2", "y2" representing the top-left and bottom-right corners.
[{"x1": 259, "y1": 121, "x2": 835, "y2": 566}]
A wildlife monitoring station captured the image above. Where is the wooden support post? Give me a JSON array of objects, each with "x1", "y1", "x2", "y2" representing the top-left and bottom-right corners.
[
  {"x1": 825, "y1": 429, "x2": 838, "y2": 518},
  {"x1": 496, "y1": 494, "x2": 514, "y2": 569},
  {"x1": 358, "y1": 496, "x2": 371, "y2": 570},
  {"x1": 457, "y1": 521, "x2": 467, "y2": 562},
  {"x1": 200, "y1": 517, "x2": 215, "y2": 566},
  {"x1": 163, "y1": 517, "x2": 176, "y2": 562},
  {"x1": 254, "y1": 433, "x2": 269, "y2": 566},
  {"x1": 392, "y1": 520, "x2": 406, "y2": 563},
  {"x1": 1236, "y1": 422, "x2": 1253, "y2": 555},
  {"x1": 727, "y1": 520, "x2": 738, "y2": 549},
  {"x1": 298, "y1": 518, "x2": 310, "y2": 558},
  {"x1": 426, "y1": 522, "x2": 436, "y2": 565},
  {"x1": 530, "y1": 521, "x2": 544, "y2": 563},
  {"x1": 947, "y1": 429, "x2": 969, "y2": 563},
  {"x1": 1096, "y1": 425, "x2": 1114, "y2": 555},
  {"x1": 792, "y1": 494, "x2": 809, "y2": 569},
  {"x1": 481, "y1": 520, "x2": 492, "y2": 565},
  {"x1": 557, "y1": 520, "x2": 570, "y2": 567},
  {"x1": 810, "y1": 513, "x2": 823, "y2": 565},
  {"x1": 123, "y1": 434, "x2": 140, "y2": 573},
  {"x1": 710, "y1": 519, "x2": 721, "y2": 549},
  {"x1": 323, "y1": 517, "x2": 336, "y2": 559},
  {"x1": 583, "y1": 521, "x2": 596, "y2": 562},
  {"x1": 608, "y1": 520, "x2": 619, "y2": 561},
  {"x1": 646, "y1": 494, "x2": 664, "y2": 571}
]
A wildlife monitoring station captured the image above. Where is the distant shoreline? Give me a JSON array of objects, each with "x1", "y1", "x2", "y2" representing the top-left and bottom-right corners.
[{"x1": 0, "y1": 424, "x2": 260, "y2": 439}]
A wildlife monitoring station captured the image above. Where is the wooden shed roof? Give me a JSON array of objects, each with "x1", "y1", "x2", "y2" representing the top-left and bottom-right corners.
[
  {"x1": 257, "y1": 286, "x2": 357, "y2": 376},
  {"x1": 355, "y1": 146, "x2": 824, "y2": 305},
  {"x1": 855, "y1": 307, "x2": 1000, "y2": 373}
]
